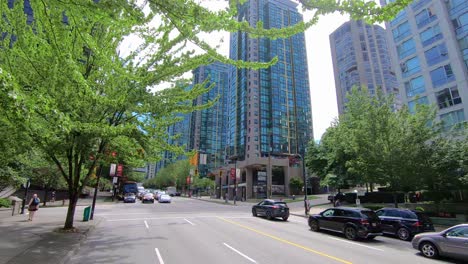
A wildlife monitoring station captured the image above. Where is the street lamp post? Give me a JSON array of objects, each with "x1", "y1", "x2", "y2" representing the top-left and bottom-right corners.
[
  {"x1": 20, "y1": 179, "x2": 31, "y2": 214},
  {"x1": 90, "y1": 165, "x2": 103, "y2": 220},
  {"x1": 298, "y1": 154, "x2": 309, "y2": 215}
]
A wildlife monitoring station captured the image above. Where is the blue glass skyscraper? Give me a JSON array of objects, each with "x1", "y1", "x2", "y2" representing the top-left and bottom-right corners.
[
  {"x1": 223, "y1": 0, "x2": 313, "y2": 199},
  {"x1": 190, "y1": 62, "x2": 230, "y2": 177}
]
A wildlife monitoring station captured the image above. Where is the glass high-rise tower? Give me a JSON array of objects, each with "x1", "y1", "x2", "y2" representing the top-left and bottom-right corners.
[
  {"x1": 190, "y1": 62, "x2": 230, "y2": 177},
  {"x1": 222, "y1": 0, "x2": 313, "y2": 200}
]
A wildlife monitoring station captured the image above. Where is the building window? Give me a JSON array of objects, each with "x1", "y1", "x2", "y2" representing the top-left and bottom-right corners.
[
  {"x1": 420, "y1": 24, "x2": 442, "y2": 47},
  {"x1": 397, "y1": 38, "x2": 416, "y2": 59},
  {"x1": 408, "y1": 96, "x2": 429, "y2": 113},
  {"x1": 440, "y1": 109, "x2": 465, "y2": 130},
  {"x1": 451, "y1": 12, "x2": 468, "y2": 36},
  {"x1": 430, "y1": 64, "x2": 455, "y2": 87},
  {"x1": 392, "y1": 21, "x2": 411, "y2": 42},
  {"x1": 405, "y1": 76, "x2": 426, "y2": 97},
  {"x1": 459, "y1": 36, "x2": 468, "y2": 69},
  {"x1": 401, "y1": 56, "x2": 421, "y2": 78},
  {"x1": 424, "y1": 43, "x2": 448, "y2": 66},
  {"x1": 390, "y1": 10, "x2": 407, "y2": 27},
  {"x1": 415, "y1": 7, "x2": 437, "y2": 28},
  {"x1": 436, "y1": 87, "x2": 462, "y2": 109}
]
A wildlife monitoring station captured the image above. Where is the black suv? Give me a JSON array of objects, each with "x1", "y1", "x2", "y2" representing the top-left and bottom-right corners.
[
  {"x1": 308, "y1": 207, "x2": 382, "y2": 240},
  {"x1": 375, "y1": 208, "x2": 435, "y2": 241},
  {"x1": 252, "y1": 199, "x2": 289, "y2": 221}
]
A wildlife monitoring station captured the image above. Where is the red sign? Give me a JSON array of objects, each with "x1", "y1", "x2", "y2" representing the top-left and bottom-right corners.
[
  {"x1": 230, "y1": 168, "x2": 236, "y2": 180},
  {"x1": 186, "y1": 176, "x2": 191, "y2": 185},
  {"x1": 116, "y1": 164, "x2": 124, "y2": 177}
]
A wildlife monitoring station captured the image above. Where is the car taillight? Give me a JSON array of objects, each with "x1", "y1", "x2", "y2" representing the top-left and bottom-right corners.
[
  {"x1": 360, "y1": 219, "x2": 369, "y2": 225},
  {"x1": 272, "y1": 205, "x2": 279, "y2": 209},
  {"x1": 413, "y1": 221, "x2": 422, "y2": 227}
]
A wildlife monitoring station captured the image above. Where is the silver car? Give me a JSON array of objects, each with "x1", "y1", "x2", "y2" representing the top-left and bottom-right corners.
[{"x1": 411, "y1": 224, "x2": 468, "y2": 261}]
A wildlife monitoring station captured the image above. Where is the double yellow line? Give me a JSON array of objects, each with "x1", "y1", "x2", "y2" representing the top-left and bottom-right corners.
[{"x1": 218, "y1": 217, "x2": 352, "y2": 264}]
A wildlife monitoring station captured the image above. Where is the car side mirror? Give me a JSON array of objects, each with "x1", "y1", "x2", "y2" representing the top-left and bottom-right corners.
[{"x1": 441, "y1": 233, "x2": 447, "y2": 238}]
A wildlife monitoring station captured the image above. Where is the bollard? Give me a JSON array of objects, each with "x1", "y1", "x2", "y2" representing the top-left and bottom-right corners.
[{"x1": 11, "y1": 200, "x2": 16, "y2": 216}]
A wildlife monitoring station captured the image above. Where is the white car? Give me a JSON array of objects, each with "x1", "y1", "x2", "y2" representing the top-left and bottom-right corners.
[{"x1": 158, "y1": 194, "x2": 171, "y2": 203}]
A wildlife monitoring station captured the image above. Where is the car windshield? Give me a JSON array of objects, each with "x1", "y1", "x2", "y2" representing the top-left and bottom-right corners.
[{"x1": 415, "y1": 212, "x2": 431, "y2": 222}]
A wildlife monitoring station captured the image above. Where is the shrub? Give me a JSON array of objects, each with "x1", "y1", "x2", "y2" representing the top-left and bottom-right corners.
[{"x1": 0, "y1": 198, "x2": 11, "y2": 208}]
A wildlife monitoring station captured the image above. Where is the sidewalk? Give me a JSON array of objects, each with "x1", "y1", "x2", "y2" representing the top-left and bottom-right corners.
[{"x1": 0, "y1": 204, "x2": 102, "y2": 264}]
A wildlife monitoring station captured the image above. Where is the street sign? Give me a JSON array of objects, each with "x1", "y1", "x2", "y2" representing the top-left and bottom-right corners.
[
  {"x1": 236, "y1": 169, "x2": 241, "y2": 180},
  {"x1": 112, "y1": 177, "x2": 118, "y2": 184}
]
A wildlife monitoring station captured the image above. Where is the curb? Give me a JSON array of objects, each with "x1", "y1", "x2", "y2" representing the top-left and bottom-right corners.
[
  {"x1": 190, "y1": 197, "x2": 244, "y2": 206},
  {"x1": 59, "y1": 217, "x2": 103, "y2": 264}
]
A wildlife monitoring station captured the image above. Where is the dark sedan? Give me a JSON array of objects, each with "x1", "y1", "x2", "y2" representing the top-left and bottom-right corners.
[
  {"x1": 412, "y1": 224, "x2": 468, "y2": 261},
  {"x1": 376, "y1": 208, "x2": 435, "y2": 241},
  {"x1": 252, "y1": 199, "x2": 289, "y2": 221},
  {"x1": 308, "y1": 207, "x2": 383, "y2": 240}
]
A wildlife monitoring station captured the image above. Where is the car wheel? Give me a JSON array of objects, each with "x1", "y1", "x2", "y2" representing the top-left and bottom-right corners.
[
  {"x1": 344, "y1": 226, "x2": 358, "y2": 240},
  {"x1": 420, "y1": 242, "x2": 439, "y2": 259},
  {"x1": 252, "y1": 209, "x2": 257, "y2": 217},
  {"x1": 397, "y1": 227, "x2": 411, "y2": 241},
  {"x1": 282, "y1": 216, "x2": 289, "y2": 221},
  {"x1": 309, "y1": 219, "x2": 320, "y2": 232},
  {"x1": 266, "y1": 210, "x2": 273, "y2": 220},
  {"x1": 367, "y1": 235, "x2": 376, "y2": 240}
]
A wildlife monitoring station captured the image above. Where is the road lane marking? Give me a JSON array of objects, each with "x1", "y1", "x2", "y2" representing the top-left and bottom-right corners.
[
  {"x1": 328, "y1": 237, "x2": 384, "y2": 252},
  {"x1": 223, "y1": 243, "x2": 257, "y2": 263},
  {"x1": 218, "y1": 217, "x2": 352, "y2": 264},
  {"x1": 184, "y1": 218, "x2": 195, "y2": 226},
  {"x1": 107, "y1": 215, "x2": 251, "y2": 221},
  {"x1": 144, "y1": 220, "x2": 149, "y2": 229},
  {"x1": 154, "y1": 248, "x2": 165, "y2": 264}
]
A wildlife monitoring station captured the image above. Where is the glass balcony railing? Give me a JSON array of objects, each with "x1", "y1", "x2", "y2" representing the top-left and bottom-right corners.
[{"x1": 411, "y1": 0, "x2": 431, "y2": 12}]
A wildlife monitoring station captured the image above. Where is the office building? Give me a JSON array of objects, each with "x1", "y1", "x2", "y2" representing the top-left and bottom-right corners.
[
  {"x1": 217, "y1": 0, "x2": 313, "y2": 200},
  {"x1": 330, "y1": 20, "x2": 399, "y2": 115},
  {"x1": 381, "y1": 0, "x2": 467, "y2": 130},
  {"x1": 190, "y1": 62, "x2": 230, "y2": 177}
]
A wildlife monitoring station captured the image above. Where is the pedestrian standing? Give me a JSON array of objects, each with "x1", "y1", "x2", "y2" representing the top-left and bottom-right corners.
[
  {"x1": 51, "y1": 191, "x2": 56, "y2": 203},
  {"x1": 27, "y1": 194, "x2": 40, "y2": 221}
]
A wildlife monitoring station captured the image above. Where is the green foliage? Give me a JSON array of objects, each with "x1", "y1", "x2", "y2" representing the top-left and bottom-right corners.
[
  {"x1": 307, "y1": 87, "x2": 466, "y2": 199},
  {"x1": 0, "y1": 0, "x2": 411, "y2": 230},
  {"x1": 144, "y1": 160, "x2": 190, "y2": 190},
  {"x1": 0, "y1": 198, "x2": 11, "y2": 208},
  {"x1": 289, "y1": 177, "x2": 303, "y2": 195},
  {"x1": 193, "y1": 177, "x2": 215, "y2": 190}
]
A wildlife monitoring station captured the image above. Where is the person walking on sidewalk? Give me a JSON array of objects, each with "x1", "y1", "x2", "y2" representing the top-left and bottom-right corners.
[{"x1": 27, "y1": 194, "x2": 40, "y2": 221}]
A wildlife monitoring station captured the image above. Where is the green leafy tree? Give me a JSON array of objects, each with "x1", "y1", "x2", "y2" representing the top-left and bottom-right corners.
[
  {"x1": 0, "y1": 0, "x2": 412, "y2": 231},
  {"x1": 289, "y1": 177, "x2": 303, "y2": 195}
]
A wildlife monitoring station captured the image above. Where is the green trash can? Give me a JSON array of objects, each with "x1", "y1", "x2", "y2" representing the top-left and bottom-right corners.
[{"x1": 83, "y1": 206, "x2": 91, "y2": 222}]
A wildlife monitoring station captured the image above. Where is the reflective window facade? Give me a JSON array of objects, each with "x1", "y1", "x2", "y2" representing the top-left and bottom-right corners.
[{"x1": 228, "y1": 0, "x2": 313, "y2": 160}]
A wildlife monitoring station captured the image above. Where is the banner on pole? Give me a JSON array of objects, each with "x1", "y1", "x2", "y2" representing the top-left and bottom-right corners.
[{"x1": 109, "y1": 164, "x2": 116, "y2": 177}]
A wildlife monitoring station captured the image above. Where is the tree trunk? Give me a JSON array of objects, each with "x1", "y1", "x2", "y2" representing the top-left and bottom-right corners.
[
  {"x1": 43, "y1": 186, "x2": 48, "y2": 207},
  {"x1": 393, "y1": 192, "x2": 399, "y2": 208},
  {"x1": 64, "y1": 192, "x2": 78, "y2": 229}
]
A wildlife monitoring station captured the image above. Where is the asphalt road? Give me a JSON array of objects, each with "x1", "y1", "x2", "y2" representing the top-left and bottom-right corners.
[{"x1": 69, "y1": 198, "x2": 463, "y2": 264}]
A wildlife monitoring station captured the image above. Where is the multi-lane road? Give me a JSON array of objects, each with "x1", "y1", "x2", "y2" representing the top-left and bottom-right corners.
[{"x1": 69, "y1": 198, "x2": 462, "y2": 264}]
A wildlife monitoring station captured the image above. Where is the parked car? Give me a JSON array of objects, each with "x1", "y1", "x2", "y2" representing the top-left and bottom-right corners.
[
  {"x1": 308, "y1": 207, "x2": 383, "y2": 240},
  {"x1": 123, "y1": 193, "x2": 136, "y2": 203},
  {"x1": 412, "y1": 224, "x2": 468, "y2": 261},
  {"x1": 252, "y1": 199, "x2": 289, "y2": 221},
  {"x1": 156, "y1": 191, "x2": 166, "y2": 201},
  {"x1": 142, "y1": 193, "x2": 155, "y2": 203},
  {"x1": 158, "y1": 194, "x2": 172, "y2": 203},
  {"x1": 376, "y1": 208, "x2": 435, "y2": 241}
]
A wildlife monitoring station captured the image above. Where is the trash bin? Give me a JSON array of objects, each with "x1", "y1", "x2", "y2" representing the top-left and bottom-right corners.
[{"x1": 83, "y1": 206, "x2": 91, "y2": 221}]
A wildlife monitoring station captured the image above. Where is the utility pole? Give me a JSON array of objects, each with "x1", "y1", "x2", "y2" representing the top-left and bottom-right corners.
[
  {"x1": 20, "y1": 179, "x2": 31, "y2": 214},
  {"x1": 300, "y1": 153, "x2": 309, "y2": 215},
  {"x1": 90, "y1": 165, "x2": 103, "y2": 220}
]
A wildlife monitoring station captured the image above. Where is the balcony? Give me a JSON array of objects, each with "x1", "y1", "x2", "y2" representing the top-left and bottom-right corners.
[
  {"x1": 449, "y1": 2, "x2": 468, "y2": 17},
  {"x1": 417, "y1": 15, "x2": 437, "y2": 29},
  {"x1": 411, "y1": 0, "x2": 431, "y2": 12}
]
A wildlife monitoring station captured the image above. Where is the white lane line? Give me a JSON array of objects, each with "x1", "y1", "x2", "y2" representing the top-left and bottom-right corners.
[
  {"x1": 223, "y1": 243, "x2": 257, "y2": 263},
  {"x1": 107, "y1": 215, "x2": 251, "y2": 222},
  {"x1": 144, "y1": 220, "x2": 149, "y2": 229},
  {"x1": 184, "y1": 218, "x2": 195, "y2": 226},
  {"x1": 328, "y1": 237, "x2": 384, "y2": 252},
  {"x1": 154, "y1": 248, "x2": 165, "y2": 264}
]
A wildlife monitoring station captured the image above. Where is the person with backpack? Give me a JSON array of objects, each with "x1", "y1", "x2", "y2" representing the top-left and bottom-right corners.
[{"x1": 27, "y1": 194, "x2": 40, "y2": 221}]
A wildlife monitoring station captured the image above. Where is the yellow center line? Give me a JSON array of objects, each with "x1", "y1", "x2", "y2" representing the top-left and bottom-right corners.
[{"x1": 217, "y1": 217, "x2": 353, "y2": 264}]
